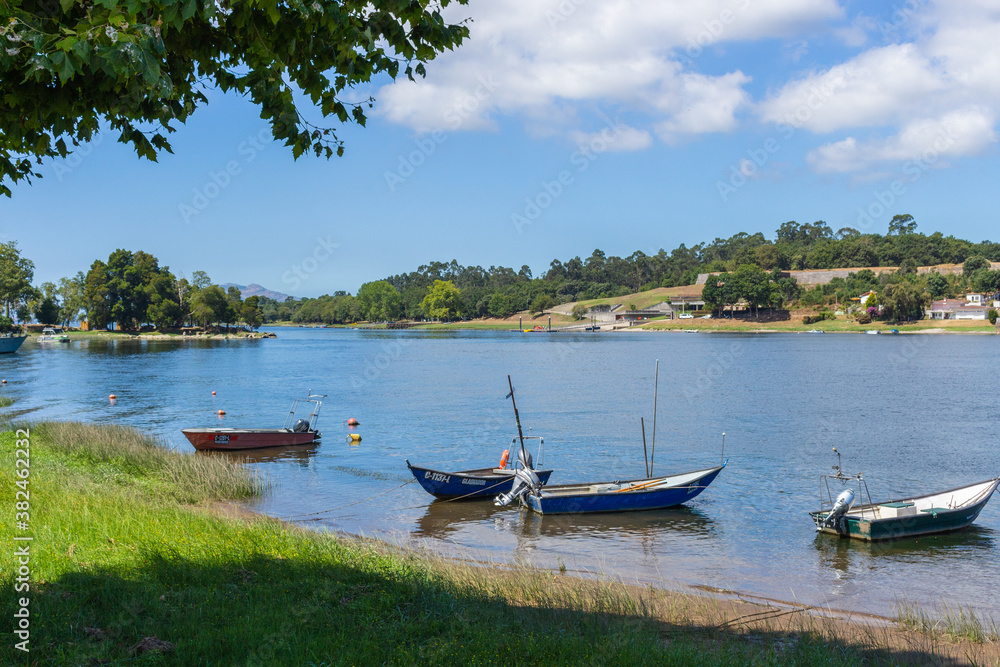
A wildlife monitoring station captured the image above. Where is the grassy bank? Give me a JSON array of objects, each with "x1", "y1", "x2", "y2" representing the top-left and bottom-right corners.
[{"x1": 2, "y1": 423, "x2": 996, "y2": 665}]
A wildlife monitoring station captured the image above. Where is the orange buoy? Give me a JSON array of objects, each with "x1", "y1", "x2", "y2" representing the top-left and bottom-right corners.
[
  {"x1": 498, "y1": 449, "x2": 510, "y2": 470},
  {"x1": 109, "y1": 394, "x2": 117, "y2": 400},
  {"x1": 217, "y1": 409, "x2": 225, "y2": 416},
  {"x1": 212, "y1": 391, "x2": 216, "y2": 396},
  {"x1": 1, "y1": 379, "x2": 6, "y2": 384},
  {"x1": 347, "y1": 417, "x2": 359, "y2": 426}
]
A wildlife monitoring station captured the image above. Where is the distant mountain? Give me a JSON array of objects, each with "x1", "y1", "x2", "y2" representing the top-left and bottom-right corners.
[{"x1": 219, "y1": 283, "x2": 293, "y2": 302}]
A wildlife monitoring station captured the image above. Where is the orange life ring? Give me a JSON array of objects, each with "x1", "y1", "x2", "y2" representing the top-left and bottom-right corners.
[{"x1": 499, "y1": 449, "x2": 510, "y2": 470}]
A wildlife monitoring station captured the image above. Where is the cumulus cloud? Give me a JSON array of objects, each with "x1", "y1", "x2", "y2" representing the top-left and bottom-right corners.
[
  {"x1": 376, "y1": 0, "x2": 840, "y2": 144},
  {"x1": 807, "y1": 107, "x2": 998, "y2": 173},
  {"x1": 758, "y1": 0, "x2": 1000, "y2": 174}
]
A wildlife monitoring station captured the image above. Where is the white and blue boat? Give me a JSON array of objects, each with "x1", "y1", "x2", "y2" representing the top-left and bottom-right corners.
[
  {"x1": 407, "y1": 436, "x2": 553, "y2": 500},
  {"x1": 514, "y1": 462, "x2": 727, "y2": 515}
]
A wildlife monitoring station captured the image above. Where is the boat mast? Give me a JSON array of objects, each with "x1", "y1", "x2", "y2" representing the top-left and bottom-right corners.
[
  {"x1": 507, "y1": 375, "x2": 528, "y2": 465},
  {"x1": 650, "y1": 359, "x2": 659, "y2": 477}
]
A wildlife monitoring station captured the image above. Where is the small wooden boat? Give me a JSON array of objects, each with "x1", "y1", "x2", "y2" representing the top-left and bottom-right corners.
[
  {"x1": 182, "y1": 391, "x2": 326, "y2": 451},
  {"x1": 407, "y1": 448, "x2": 554, "y2": 500},
  {"x1": 517, "y1": 462, "x2": 726, "y2": 515},
  {"x1": 810, "y1": 449, "x2": 999, "y2": 541}
]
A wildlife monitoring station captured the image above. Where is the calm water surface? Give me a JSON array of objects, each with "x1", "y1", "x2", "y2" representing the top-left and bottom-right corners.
[{"x1": 5, "y1": 328, "x2": 999, "y2": 617}]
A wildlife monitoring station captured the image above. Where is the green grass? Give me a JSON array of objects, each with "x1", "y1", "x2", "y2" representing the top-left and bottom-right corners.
[
  {"x1": 0, "y1": 396, "x2": 13, "y2": 408},
  {"x1": 896, "y1": 600, "x2": 1000, "y2": 643},
  {"x1": 0, "y1": 423, "x2": 976, "y2": 665}
]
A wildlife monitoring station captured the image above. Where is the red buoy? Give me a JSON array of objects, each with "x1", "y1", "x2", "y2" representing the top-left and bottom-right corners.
[
  {"x1": 109, "y1": 394, "x2": 117, "y2": 400},
  {"x1": 212, "y1": 391, "x2": 217, "y2": 396},
  {"x1": 217, "y1": 409, "x2": 225, "y2": 416},
  {"x1": 347, "y1": 417, "x2": 360, "y2": 426}
]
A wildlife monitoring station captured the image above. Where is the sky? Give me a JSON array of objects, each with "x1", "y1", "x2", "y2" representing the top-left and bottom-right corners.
[{"x1": 3, "y1": 0, "x2": 1000, "y2": 297}]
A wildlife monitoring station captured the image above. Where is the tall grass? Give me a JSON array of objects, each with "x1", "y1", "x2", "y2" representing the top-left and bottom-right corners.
[
  {"x1": 0, "y1": 395, "x2": 13, "y2": 408},
  {"x1": 31, "y1": 421, "x2": 266, "y2": 501},
  {"x1": 897, "y1": 600, "x2": 1000, "y2": 643}
]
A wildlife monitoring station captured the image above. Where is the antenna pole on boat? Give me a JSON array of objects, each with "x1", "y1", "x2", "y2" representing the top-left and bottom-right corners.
[
  {"x1": 641, "y1": 417, "x2": 650, "y2": 477},
  {"x1": 721, "y1": 432, "x2": 726, "y2": 466},
  {"x1": 507, "y1": 375, "x2": 527, "y2": 465},
  {"x1": 650, "y1": 359, "x2": 659, "y2": 477}
]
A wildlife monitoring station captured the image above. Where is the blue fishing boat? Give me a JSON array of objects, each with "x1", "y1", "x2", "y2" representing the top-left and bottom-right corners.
[
  {"x1": 498, "y1": 462, "x2": 726, "y2": 515},
  {"x1": 407, "y1": 439, "x2": 554, "y2": 500},
  {"x1": 408, "y1": 376, "x2": 554, "y2": 500}
]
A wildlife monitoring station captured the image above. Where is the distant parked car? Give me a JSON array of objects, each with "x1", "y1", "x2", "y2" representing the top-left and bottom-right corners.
[
  {"x1": 679, "y1": 313, "x2": 694, "y2": 319},
  {"x1": 700, "y1": 314, "x2": 712, "y2": 319}
]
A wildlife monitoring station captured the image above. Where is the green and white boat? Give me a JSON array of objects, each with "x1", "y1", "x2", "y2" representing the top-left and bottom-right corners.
[
  {"x1": 810, "y1": 450, "x2": 999, "y2": 541},
  {"x1": 38, "y1": 327, "x2": 70, "y2": 343}
]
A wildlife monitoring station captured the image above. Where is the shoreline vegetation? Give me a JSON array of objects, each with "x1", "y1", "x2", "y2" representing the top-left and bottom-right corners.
[{"x1": 3, "y1": 423, "x2": 999, "y2": 665}]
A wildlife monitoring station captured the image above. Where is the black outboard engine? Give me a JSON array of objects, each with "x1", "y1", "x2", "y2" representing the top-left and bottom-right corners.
[{"x1": 292, "y1": 419, "x2": 310, "y2": 433}]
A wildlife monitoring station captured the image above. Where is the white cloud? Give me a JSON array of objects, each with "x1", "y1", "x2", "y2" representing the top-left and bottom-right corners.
[
  {"x1": 807, "y1": 107, "x2": 997, "y2": 173},
  {"x1": 758, "y1": 1, "x2": 1000, "y2": 174},
  {"x1": 376, "y1": 0, "x2": 840, "y2": 143}
]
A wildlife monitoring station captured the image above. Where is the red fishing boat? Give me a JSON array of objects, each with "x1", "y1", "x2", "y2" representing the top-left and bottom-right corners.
[{"x1": 182, "y1": 392, "x2": 326, "y2": 451}]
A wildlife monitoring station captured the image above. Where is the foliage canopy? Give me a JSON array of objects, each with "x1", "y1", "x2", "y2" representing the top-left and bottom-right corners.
[{"x1": 0, "y1": 0, "x2": 469, "y2": 195}]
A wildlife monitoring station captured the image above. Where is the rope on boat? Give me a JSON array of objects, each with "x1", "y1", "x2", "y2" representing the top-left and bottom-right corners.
[{"x1": 393, "y1": 476, "x2": 515, "y2": 510}]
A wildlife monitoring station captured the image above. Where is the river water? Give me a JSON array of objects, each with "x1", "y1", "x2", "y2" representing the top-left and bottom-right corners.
[{"x1": 5, "y1": 327, "x2": 999, "y2": 617}]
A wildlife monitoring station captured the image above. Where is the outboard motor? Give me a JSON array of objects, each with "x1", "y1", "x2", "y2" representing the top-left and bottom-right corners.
[
  {"x1": 820, "y1": 488, "x2": 855, "y2": 529},
  {"x1": 517, "y1": 447, "x2": 534, "y2": 470},
  {"x1": 292, "y1": 419, "x2": 310, "y2": 433},
  {"x1": 494, "y1": 467, "x2": 541, "y2": 507}
]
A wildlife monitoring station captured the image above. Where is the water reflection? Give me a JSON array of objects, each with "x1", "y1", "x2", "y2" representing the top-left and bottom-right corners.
[
  {"x1": 413, "y1": 500, "x2": 718, "y2": 544},
  {"x1": 517, "y1": 505, "x2": 717, "y2": 541},
  {"x1": 813, "y1": 525, "x2": 998, "y2": 578},
  {"x1": 211, "y1": 443, "x2": 321, "y2": 465}
]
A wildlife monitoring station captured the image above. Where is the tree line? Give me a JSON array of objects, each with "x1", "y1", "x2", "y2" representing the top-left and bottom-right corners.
[{"x1": 3, "y1": 214, "x2": 999, "y2": 329}]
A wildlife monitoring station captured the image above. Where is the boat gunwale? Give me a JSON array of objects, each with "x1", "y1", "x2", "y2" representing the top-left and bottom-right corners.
[
  {"x1": 405, "y1": 461, "x2": 553, "y2": 480},
  {"x1": 535, "y1": 463, "x2": 727, "y2": 499},
  {"x1": 808, "y1": 477, "x2": 1000, "y2": 524}
]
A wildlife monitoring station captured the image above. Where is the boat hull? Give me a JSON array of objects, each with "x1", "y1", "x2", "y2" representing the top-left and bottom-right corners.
[
  {"x1": 0, "y1": 335, "x2": 27, "y2": 353},
  {"x1": 182, "y1": 428, "x2": 319, "y2": 451},
  {"x1": 811, "y1": 478, "x2": 1000, "y2": 541},
  {"x1": 524, "y1": 463, "x2": 726, "y2": 515},
  {"x1": 407, "y1": 461, "x2": 554, "y2": 499}
]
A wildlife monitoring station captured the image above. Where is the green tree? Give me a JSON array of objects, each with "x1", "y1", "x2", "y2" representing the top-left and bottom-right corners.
[
  {"x1": 242, "y1": 296, "x2": 263, "y2": 329},
  {"x1": 421, "y1": 280, "x2": 461, "y2": 321},
  {"x1": 530, "y1": 294, "x2": 555, "y2": 315},
  {"x1": 189, "y1": 285, "x2": 227, "y2": 328},
  {"x1": 0, "y1": 241, "x2": 35, "y2": 318},
  {"x1": 880, "y1": 282, "x2": 929, "y2": 322},
  {"x1": 34, "y1": 297, "x2": 59, "y2": 324},
  {"x1": 888, "y1": 214, "x2": 917, "y2": 236},
  {"x1": 0, "y1": 0, "x2": 470, "y2": 196},
  {"x1": 571, "y1": 303, "x2": 588, "y2": 320},
  {"x1": 57, "y1": 273, "x2": 86, "y2": 327},
  {"x1": 963, "y1": 255, "x2": 991, "y2": 276},
  {"x1": 356, "y1": 281, "x2": 402, "y2": 321},
  {"x1": 488, "y1": 292, "x2": 516, "y2": 318},
  {"x1": 83, "y1": 260, "x2": 111, "y2": 329}
]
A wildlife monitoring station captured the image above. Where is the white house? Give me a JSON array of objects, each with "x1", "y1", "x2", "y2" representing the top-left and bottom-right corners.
[{"x1": 929, "y1": 298, "x2": 990, "y2": 320}]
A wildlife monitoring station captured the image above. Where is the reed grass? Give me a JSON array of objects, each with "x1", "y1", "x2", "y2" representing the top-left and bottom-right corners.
[
  {"x1": 1, "y1": 422, "x2": 994, "y2": 665},
  {"x1": 0, "y1": 396, "x2": 13, "y2": 408},
  {"x1": 896, "y1": 600, "x2": 1000, "y2": 644},
  {"x1": 30, "y1": 421, "x2": 266, "y2": 502}
]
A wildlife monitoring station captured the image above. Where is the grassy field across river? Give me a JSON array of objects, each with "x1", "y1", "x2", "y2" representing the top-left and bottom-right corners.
[{"x1": 2, "y1": 423, "x2": 998, "y2": 665}]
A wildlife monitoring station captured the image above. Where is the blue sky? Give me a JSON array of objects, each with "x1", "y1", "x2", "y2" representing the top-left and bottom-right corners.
[{"x1": 3, "y1": 0, "x2": 1000, "y2": 297}]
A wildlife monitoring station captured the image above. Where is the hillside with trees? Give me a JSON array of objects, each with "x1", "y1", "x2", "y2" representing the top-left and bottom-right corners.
[{"x1": 5, "y1": 215, "x2": 1000, "y2": 329}]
